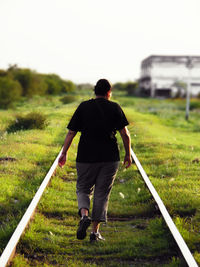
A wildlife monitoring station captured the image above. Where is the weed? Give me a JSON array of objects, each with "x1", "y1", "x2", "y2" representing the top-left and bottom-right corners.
[
  {"x1": 60, "y1": 95, "x2": 77, "y2": 104},
  {"x1": 7, "y1": 112, "x2": 48, "y2": 132},
  {"x1": 190, "y1": 100, "x2": 200, "y2": 110}
]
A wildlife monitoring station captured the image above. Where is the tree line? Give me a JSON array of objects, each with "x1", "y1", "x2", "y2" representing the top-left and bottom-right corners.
[
  {"x1": 0, "y1": 65, "x2": 139, "y2": 109},
  {"x1": 0, "y1": 65, "x2": 76, "y2": 109}
]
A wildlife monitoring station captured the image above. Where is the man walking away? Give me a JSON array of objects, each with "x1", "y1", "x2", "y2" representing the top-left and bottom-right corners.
[{"x1": 58, "y1": 79, "x2": 132, "y2": 242}]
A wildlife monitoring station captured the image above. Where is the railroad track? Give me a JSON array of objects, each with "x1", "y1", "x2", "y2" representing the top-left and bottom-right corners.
[{"x1": 0, "y1": 148, "x2": 198, "y2": 267}]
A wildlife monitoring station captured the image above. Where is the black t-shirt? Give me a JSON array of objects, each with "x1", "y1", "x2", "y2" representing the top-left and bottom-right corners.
[{"x1": 67, "y1": 98, "x2": 129, "y2": 163}]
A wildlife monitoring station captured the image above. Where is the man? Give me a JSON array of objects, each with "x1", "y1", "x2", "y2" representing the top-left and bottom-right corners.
[{"x1": 58, "y1": 79, "x2": 131, "y2": 242}]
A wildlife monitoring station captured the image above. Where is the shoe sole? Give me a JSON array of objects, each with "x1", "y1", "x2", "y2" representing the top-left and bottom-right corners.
[
  {"x1": 77, "y1": 219, "x2": 91, "y2": 240},
  {"x1": 90, "y1": 234, "x2": 105, "y2": 242}
]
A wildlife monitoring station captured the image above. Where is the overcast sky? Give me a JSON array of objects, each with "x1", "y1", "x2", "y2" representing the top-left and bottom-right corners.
[{"x1": 0, "y1": 0, "x2": 200, "y2": 84}]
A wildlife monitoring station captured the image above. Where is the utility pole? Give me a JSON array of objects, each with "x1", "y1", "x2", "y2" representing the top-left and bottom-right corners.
[{"x1": 185, "y1": 57, "x2": 193, "y2": 121}]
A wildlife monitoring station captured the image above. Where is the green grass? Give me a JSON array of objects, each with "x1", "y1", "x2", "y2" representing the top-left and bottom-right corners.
[
  {"x1": 0, "y1": 96, "x2": 80, "y2": 252},
  {"x1": 1, "y1": 94, "x2": 200, "y2": 266}
]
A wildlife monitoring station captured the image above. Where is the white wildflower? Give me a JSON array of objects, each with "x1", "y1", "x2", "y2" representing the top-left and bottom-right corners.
[{"x1": 119, "y1": 192, "x2": 125, "y2": 199}]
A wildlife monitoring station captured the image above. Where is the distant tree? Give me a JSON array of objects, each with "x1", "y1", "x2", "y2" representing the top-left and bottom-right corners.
[
  {"x1": 7, "y1": 64, "x2": 18, "y2": 72},
  {"x1": 32, "y1": 74, "x2": 48, "y2": 95},
  {"x1": 12, "y1": 69, "x2": 35, "y2": 96},
  {"x1": 124, "y1": 81, "x2": 138, "y2": 95},
  {"x1": 61, "y1": 80, "x2": 76, "y2": 93},
  {"x1": 113, "y1": 82, "x2": 125, "y2": 91},
  {"x1": 45, "y1": 74, "x2": 63, "y2": 95},
  {"x1": 0, "y1": 69, "x2": 7, "y2": 77},
  {"x1": 8, "y1": 67, "x2": 47, "y2": 97},
  {"x1": 2, "y1": 65, "x2": 75, "y2": 97},
  {"x1": 77, "y1": 83, "x2": 93, "y2": 91},
  {"x1": 113, "y1": 81, "x2": 138, "y2": 95},
  {"x1": 0, "y1": 77, "x2": 22, "y2": 109},
  {"x1": 172, "y1": 81, "x2": 187, "y2": 98},
  {"x1": 173, "y1": 81, "x2": 187, "y2": 90}
]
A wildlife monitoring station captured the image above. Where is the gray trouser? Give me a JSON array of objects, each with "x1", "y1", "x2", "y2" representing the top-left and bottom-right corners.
[{"x1": 76, "y1": 161, "x2": 119, "y2": 222}]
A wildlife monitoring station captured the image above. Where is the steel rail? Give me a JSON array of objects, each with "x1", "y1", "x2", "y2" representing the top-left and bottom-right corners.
[
  {"x1": 131, "y1": 148, "x2": 198, "y2": 267},
  {"x1": 0, "y1": 149, "x2": 63, "y2": 267}
]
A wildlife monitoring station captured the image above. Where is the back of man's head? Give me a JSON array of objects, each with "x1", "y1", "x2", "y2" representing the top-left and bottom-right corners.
[{"x1": 94, "y1": 79, "x2": 111, "y2": 96}]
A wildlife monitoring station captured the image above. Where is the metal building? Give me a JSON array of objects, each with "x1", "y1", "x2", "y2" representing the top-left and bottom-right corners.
[{"x1": 139, "y1": 55, "x2": 200, "y2": 97}]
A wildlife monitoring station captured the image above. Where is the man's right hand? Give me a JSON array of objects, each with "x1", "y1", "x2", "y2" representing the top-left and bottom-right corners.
[{"x1": 58, "y1": 153, "x2": 66, "y2": 168}]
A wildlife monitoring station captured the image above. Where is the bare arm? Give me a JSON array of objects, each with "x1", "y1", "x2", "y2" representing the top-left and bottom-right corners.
[
  {"x1": 119, "y1": 126, "x2": 132, "y2": 168},
  {"x1": 58, "y1": 130, "x2": 77, "y2": 167}
]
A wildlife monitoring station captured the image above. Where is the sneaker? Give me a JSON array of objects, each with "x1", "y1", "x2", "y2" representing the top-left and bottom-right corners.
[
  {"x1": 76, "y1": 215, "x2": 91, "y2": 240},
  {"x1": 90, "y1": 232, "x2": 105, "y2": 242}
]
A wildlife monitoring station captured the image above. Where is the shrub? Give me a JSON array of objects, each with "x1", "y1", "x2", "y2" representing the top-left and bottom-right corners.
[
  {"x1": 7, "y1": 112, "x2": 48, "y2": 132},
  {"x1": 60, "y1": 95, "x2": 77, "y2": 104},
  {"x1": 190, "y1": 100, "x2": 200, "y2": 110},
  {"x1": 0, "y1": 77, "x2": 22, "y2": 109}
]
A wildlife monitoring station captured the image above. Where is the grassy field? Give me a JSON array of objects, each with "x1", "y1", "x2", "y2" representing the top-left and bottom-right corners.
[{"x1": 0, "y1": 93, "x2": 200, "y2": 266}]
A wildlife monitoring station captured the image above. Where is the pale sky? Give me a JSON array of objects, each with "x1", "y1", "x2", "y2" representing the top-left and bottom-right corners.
[{"x1": 0, "y1": 0, "x2": 200, "y2": 84}]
